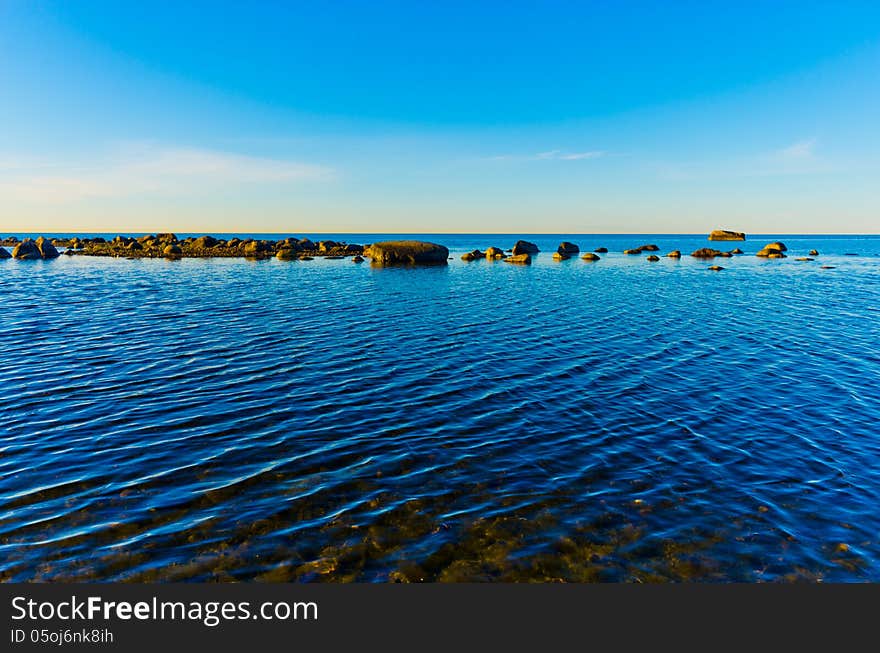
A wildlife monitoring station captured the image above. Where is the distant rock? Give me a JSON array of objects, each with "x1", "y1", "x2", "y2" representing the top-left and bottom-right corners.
[
  {"x1": 646, "y1": 255, "x2": 660, "y2": 261},
  {"x1": 594, "y1": 247, "x2": 608, "y2": 253},
  {"x1": 512, "y1": 240, "x2": 539, "y2": 255},
  {"x1": 368, "y1": 240, "x2": 449, "y2": 266},
  {"x1": 503, "y1": 253, "x2": 531, "y2": 264},
  {"x1": 809, "y1": 249, "x2": 819, "y2": 256},
  {"x1": 0, "y1": 247, "x2": 11, "y2": 259},
  {"x1": 12, "y1": 239, "x2": 41, "y2": 260},
  {"x1": 708, "y1": 230, "x2": 746, "y2": 241},
  {"x1": 708, "y1": 265, "x2": 725, "y2": 271},
  {"x1": 552, "y1": 251, "x2": 571, "y2": 261},
  {"x1": 795, "y1": 257, "x2": 815, "y2": 261},
  {"x1": 580, "y1": 252, "x2": 601, "y2": 261},
  {"x1": 484, "y1": 246, "x2": 506, "y2": 259},
  {"x1": 163, "y1": 244, "x2": 182, "y2": 257},
  {"x1": 729, "y1": 248, "x2": 744, "y2": 254},
  {"x1": 557, "y1": 241, "x2": 579, "y2": 254},
  {"x1": 665, "y1": 250, "x2": 681, "y2": 258},
  {"x1": 35, "y1": 237, "x2": 59, "y2": 259},
  {"x1": 821, "y1": 266, "x2": 836, "y2": 269},
  {"x1": 623, "y1": 248, "x2": 641, "y2": 255},
  {"x1": 637, "y1": 244, "x2": 659, "y2": 252},
  {"x1": 691, "y1": 247, "x2": 725, "y2": 258}
]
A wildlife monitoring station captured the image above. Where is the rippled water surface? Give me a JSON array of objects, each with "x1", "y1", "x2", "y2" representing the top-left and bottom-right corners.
[{"x1": 2, "y1": 234, "x2": 879, "y2": 582}]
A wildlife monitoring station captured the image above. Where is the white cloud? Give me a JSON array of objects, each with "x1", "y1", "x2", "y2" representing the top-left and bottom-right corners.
[
  {"x1": 775, "y1": 139, "x2": 816, "y2": 161},
  {"x1": 489, "y1": 149, "x2": 605, "y2": 162},
  {"x1": 0, "y1": 144, "x2": 333, "y2": 203}
]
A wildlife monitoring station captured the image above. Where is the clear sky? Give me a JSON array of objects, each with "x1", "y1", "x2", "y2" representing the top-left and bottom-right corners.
[{"x1": 1, "y1": 1, "x2": 879, "y2": 234}]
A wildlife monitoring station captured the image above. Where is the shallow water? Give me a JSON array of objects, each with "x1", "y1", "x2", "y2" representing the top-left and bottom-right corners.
[{"x1": 2, "y1": 234, "x2": 879, "y2": 582}]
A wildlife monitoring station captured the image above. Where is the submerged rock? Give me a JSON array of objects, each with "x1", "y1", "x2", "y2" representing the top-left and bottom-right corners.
[
  {"x1": 821, "y1": 265, "x2": 836, "y2": 269},
  {"x1": 809, "y1": 249, "x2": 819, "y2": 256},
  {"x1": 368, "y1": 240, "x2": 449, "y2": 266},
  {"x1": 708, "y1": 265, "x2": 725, "y2": 271},
  {"x1": 729, "y1": 248, "x2": 744, "y2": 254},
  {"x1": 552, "y1": 251, "x2": 571, "y2": 261},
  {"x1": 594, "y1": 247, "x2": 608, "y2": 253},
  {"x1": 12, "y1": 240, "x2": 41, "y2": 260},
  {"x1": 691, "y1": 248, "x2": 725, "y2": 258},
  {"x1": 623, "y1": 248, "x2": 641, "y2": 255},
  {"x1": 503, "y1": 253, "x2": 531, "y2": 264},
  {"x1": 665, "y1": 250, "x2": 681, "y2": 258},
  {"x1": 708, "y1": 229, "x2": 746, "y2": 241},
  {"x1": 580, "y1": 252, "x2": 601, "y2": 261},
  {"x1": 646, "y1": 255, "x2": 660, "y2": 261},
  {"x1": 795, "y1": 257, "x2": 815, "y2": 261},
  {"x1": 557, "y1": 241, "x2": 580, "y2": 254}
]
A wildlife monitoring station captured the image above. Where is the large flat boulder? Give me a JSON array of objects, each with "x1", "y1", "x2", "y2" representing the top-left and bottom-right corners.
[
  {"x1": 368, "y1": 240, "x2": 449, "y2": 266},
  {"x1": 709, "y1": 230, "x2": 746, "y2": 241}
]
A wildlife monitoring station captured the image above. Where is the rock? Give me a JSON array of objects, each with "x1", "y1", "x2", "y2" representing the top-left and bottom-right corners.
[
  {"x1": 318, "y1": 240, "x2": 338, "y2": 253},
  {"x1": 729, "y1": 248, "x2": 744, "y2": 254},
  {"x1": 512, "y1": 240, "x2": 539, "y2": 255},
  {"x1": 756, "y1": 241, "x2": 787, "y2": 257},
  {"x1": 691, "y1": 248, "x2": 724, "y2": 258},
  {"x1": 243, "y1": 240, "x2": 271, "y2": 255},
  {"x1": 0, "y1": 247, "x2": 10, "y2": 259},
  {"x1": 325, "y1": 255, "x2": 345, "y2": 260},
  {"x1": 352, "y1": 256, "x2": 364, "y2": 263},
  {"x1": 276, "y1": 248, "x2": 297, "y2": 260},
  {"x1": 345, "y1": 244, "x2": 364, "y2": 254},
  {"x1": 367, "y1": 240, "x2": 449, "y2": 266},
  {"x1": 646, "y1": 255, "x2": 660, "y2": 261},
  {"x1": 580, "y1": 252, "x2": 601, "y2": 261},
  {"x1": 623, "y1": 249, "x2": 641, "y2": 255},
  {"x1": 594, "y1": 247, "x2": 608, "y2": 253},
  {"x1": 298, "y1": 238, "x2": 315, "y2": 250},
  {"x1": 227, "y1": 238, "x2": 242, "y2": 248},
  {"x1": 484, "y1": 246, "x2": 506, "y2": 259},
  {"x1": 809, "y1": 249, "x2": 819, "y2": 256},
  {"x1": 503, "y1": 253, "x2": 531, "y2": 264},
  {"x1": 557, "y1": 241, "x2": 579, "y2": 254},
  {"x1": 299, "y1": 255, "x2": 314, "y2": 261},
  {"x1": 665, "y1": 250, "x2": 681, "y2": 258},
  {"x1": 821, "y1": 266, "x2": 836, "y2": 269},
  {"x1": 191, "y1": 235, "x2": 218, "y2": 249},
  {"x1": 163, "y1": 244, "x2": 182, "y2": 257},
  {"x1": 12, "y1": 239, "x2": 41, "y2": 260},
  {"x1": 35, "y1": 236, "x2": 59, "y2": 259},
  {"x1": 552, "y1": 251, "x2": 571, "y2": 261},
  {"x1": 766, "y1": 252, "x2": 786, "y2": 259},
  {"x1": 708, "y1": 230, "x2": 746, "y2": 241},
  {"x1": 637, "y1": 244, "x2": 659, "y2": 252},
  {"x1": 157, "y1": 233, "x2": 177, "y2": 243},
  {"x1": 127, "y1": 241, "x2": 143, "y2": 251},
  {"x1": 795, "y1": 257, "x2": 815, "y2": 261},
  {"x1": 461, "y1": 249, "x2": 485, "y2": 262},
  {"x1": 708, "y1": 265, "x2": 725, "y2": 271}
]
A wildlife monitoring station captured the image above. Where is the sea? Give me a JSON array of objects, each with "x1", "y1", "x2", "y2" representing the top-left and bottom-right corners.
[{"x1": 1, "y1": 233, "x2": 878, "y2": 581}]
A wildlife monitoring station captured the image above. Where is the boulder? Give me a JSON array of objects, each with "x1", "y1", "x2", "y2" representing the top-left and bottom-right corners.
[
  {"x1": 809, "y1": 249, "x2": 819, "y2": 256},
  {"x1": 12, "y1": 239, "x2": 41, "y2": 260},
  {"x1": 729, "y1": 248, "x2": 744, "y2": 254},
  {"x1": 157, "y1": 233, "x2": 178, "y2": 243},
  {"x1": 821, "y1": 266, "x2": 836, "y2": 269},
  {"x1": 345, "y1": 244, "x2": 364, "y2": 254},
  {"x1": 795, "y1": 257, "x2": 815, "y2": 261},
  {"x1": 708, "y1": 230, "x2": 746, "y2": 241},
  {"x1": 637, "y1": 244, "x2": 659, "y2": 252},
  {"x1": 557, "y1": 241, "x2": 580, "y2": 254},
  {"x1": 512, "y1": 240, "x2": 539, "y2": 255},
  {"x1": 298, "y1": 238, "x2": 315, "y2": 250},
  {"x1": 594, "y1": 247, "x2": 608, "y2": 253},
  {"x1": 191, "y1": 235, "x2": 218, "y2": 249},
  {"x1": 691, "y1": 248, "x2": 724, "y2": 258},
  {"x1": 163, "y1": 244, "x2": 182, "y2": 257},
  {"x1": 227, "y1": 238, "x2": 242, "y2": 248},
  {"x1": 127, "y1": 241, "x2": 143, "y2": 251},
  {"x1": 35, "y1": 236, "x2": 59, "y2": 259},
  {"x1": 665, "y1": 250, "x2": 681, "y2": 258},
  {"x1": 503, "y1": 253, "x2": 531, "y2": 264},
  {"x1": 276, "y1": 248, "x2": 297, "y2": 260},
  {"x1": 646, "y1": 255, "x2": 660, "y2": 261},
  {"x1": 299, "y1": 255, "x2": 314, "y2": 261},
  {"x1": 243, "y1": 240, "x2": 271, "y2": 255},
  {"x1": 580, "y1": 252, "x2": 601, "y2": 261},
  {"x1": 318, "y1": 240, "x2": 338, "y2": 253},
  {"x1": 0, "y1": 247, "x2": 10, "y2": 259},
  {"x1": 756, "y1": 242, "x2": 787, "y2": 258},
  {"x1": 623, "y1": 249, "x2": 641, "y2": 255},
  {"x1": 708, "y1": 265, "x2": 725, "y2": 271},
  {"x1": 368, "y1": 240, "x2": 449, "y2": 266},
  {"x1": 484, "y1": 246, "x2": 506, "y2": 259},
  {"x1": 552, "y1": 251, "x2": 570, "y2": 261},
  {"x1": 352, "y1": 256, "x2": 364, "y2": 263}
]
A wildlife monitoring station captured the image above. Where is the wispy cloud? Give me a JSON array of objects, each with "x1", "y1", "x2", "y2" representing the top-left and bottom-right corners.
[
  {"x1": 489, "y1": 149, "x2": 606, "y2": 162},
  {"x1": 773, "y1": 139, "x2": 816, "y2": 162},
  {"x1": 0, "y1": 144, "x2": 333, "y2": 203}
]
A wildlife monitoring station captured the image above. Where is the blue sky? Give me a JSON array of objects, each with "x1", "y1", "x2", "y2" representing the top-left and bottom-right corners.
[{"x1": 1, "y1": 1, "x2": 879, "y2": 233}]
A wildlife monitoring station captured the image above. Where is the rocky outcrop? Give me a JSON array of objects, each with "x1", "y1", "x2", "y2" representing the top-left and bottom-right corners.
[
  {"x1": 665, "y1": 250, "x2": 681, "y2": 258},
  {"x1": 557, "y1": 242, "x2": 579, "y2": 254},
  {"x1": 461, "y1": 249, "x2": 485, "y2": 262},
  {"x1": 708, "y1": 230, "x2": 746, "y2": 241},
  {"x1": 368, "y1": 241, "x2": 449, "y2": 266},
  {"x1": 276, "y1": 248, "x2": 297, "y2": 260},
  {"x1": 503, "y1": 253, "x2": 531, "y2": 264},
  {"x1": 756, "y1": 242, "x2": 787, "y2": 258},
  {"x1": 191, "y1": 235, "x2": 218, "y2": 249},
  {"x1": 580, "y1": 252, "x2": 601, "y2": 261},
  {"x1": 163, "y1": 244, "x2": 182, "y2": 257},
  {"x1": 35, "y1": 237, "x2": 59, "y2": 259},
  {"x1": 484, "y1": 246, "x2": 506, "y2": 259},
  {"x1": 12, "y1": 239, "x2": 42, "y2": 260},
  {"x1": 690, "y1": 248, "x2": 725, "y2": 258},
  {"x1": 512, "y1": 240, "x2": 539, "y2": 255}
]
